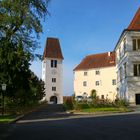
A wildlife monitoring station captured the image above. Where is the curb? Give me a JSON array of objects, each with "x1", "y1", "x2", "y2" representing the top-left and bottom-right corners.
[
  {"x1": 9, "y1": 115, "x2": 24, "y2": 124},
  {"x1": 66, "y1": 109, "x2": 139, "y2": 116}
]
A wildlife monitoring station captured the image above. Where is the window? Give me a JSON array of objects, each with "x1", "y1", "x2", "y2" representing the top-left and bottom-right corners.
[
  {"x1": 123, "y1": 38, "x2": 126, "y2": 53},
  {"x1": 95, "y1": 70, "x2": 100, "y2": 75},
  {"x1": 83, "y1": 81, "x2": 87, "y2": 86},
  {"x1": 54, "y1": 60, "x2": 57, "y2": 67},
  {"x1": 120, "y1": 67, "x2": 123, "y2": 81},
  {"x1": 119, "y1": 48, "x2": 121, "y2": 59},
  {"x1": 95, "y1": 81, "x2": 100, "y2": 86},
  {"x1": 133, "y1": 39, "x2": 136, "y2": 50},
  {"x1": 124, "y1": 63, "x2": 127, "y2": 78},
  {"x1": 83, "y1": 92, "x2": 87, "y2": 95},
  {"x1": 52, "y1": 87, "x2": 56, "y2": 91},
  {"x1": 101, "y1": 95, "x2": 104, "y2": 100},
  {"x1": 43, "y1": 61, "x2": 46, "y2": 68},
  {"x1": 138, "y1": 40, "x2": 140, "y2": 49},
  {"x1": 52, "y1": 78, "x2": 56, "y2": 83},
  {"x1": 133, "y1": 39, "x2": 140, "y2": 51},
  {"x1": 84, "y1": 72, "x2": 88, "y2": 76},
  {"x1": 112, "y1": 79, "x2": 116, "y2": 85},
  {"x1": 134, "y1": 64, "x2": 140, "y2": 76},
  {"x1": 51, "y1": 60, "x2": 53, "y2": 67},
  {"x1": 51, "y1": 60, "x2": 57, "y2": 68}
]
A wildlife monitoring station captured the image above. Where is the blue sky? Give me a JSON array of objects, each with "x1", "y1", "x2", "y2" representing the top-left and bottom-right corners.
[{"x1": 30, "y1": 0, "x2": 140, "y2": 96}]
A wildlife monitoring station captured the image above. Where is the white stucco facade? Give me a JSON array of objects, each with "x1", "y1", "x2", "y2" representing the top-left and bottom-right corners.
[
  {"x1": 115, "y1": 31, "x2": 140, "y2": 105},
  {"x1": 42, "y1": 58, "x2": 63, "y2": 104},
  {"x1": 74, "y1": 66, "x2": 117, "y2": 101}
]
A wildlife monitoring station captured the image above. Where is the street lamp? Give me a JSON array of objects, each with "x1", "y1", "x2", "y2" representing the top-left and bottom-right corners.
[{"x1": 1, "y1": 84, "x2": 6, "y2": 115}]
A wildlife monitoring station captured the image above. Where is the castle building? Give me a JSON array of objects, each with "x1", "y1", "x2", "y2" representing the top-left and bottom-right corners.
[
  {"x1": 42, "y1": 38, "x2": 64, "y2": 104},
  {"x1": 74, "y1": 7, "x2": 140, "y2": 105},
  {"x1": 74, "y1": 52, "x2": 117, "y2": 101},
  {"x1": 115, "y1": 8, "x2": 140, "y2": 105}
]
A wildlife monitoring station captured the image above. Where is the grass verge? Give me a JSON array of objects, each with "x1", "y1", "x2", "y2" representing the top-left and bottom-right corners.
[
  {"x1": 0, "y1": 115, "x2": 18, "y2": 123},
  {"x1": 78, "y1": 107, "x2": 131, "y2": 113}
]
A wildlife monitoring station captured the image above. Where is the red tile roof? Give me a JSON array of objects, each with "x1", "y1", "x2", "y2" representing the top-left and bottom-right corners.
[
  {"x1": 127, "y1": 7, "x2": 140, "y2": 30},
  {"x1": 43, "y1": 38, "x2": 64, "y2": 60},
  {"x1": 115, "y1": 7, "x2": 140, "y2": 50},
  {"x1": 74, "y1": 52, "x2": 115, "y2": 71}
]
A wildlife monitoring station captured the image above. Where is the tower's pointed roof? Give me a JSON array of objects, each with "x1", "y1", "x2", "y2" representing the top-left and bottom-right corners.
[
  {"x1": 127, "y1": 7, "x2": 140, "y2": 30},
  {"x1": 43, "y1": 37, "x2": 64, "y2": 60}
]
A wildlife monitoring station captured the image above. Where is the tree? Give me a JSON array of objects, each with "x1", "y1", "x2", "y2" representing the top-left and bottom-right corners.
[
  {"x1": 6, "y1": 71, "x2": 46, "y2": 109},
  {"x1": 0, "y1": 0, "x2": 50, "y2": 58},
  {"x1": 0, "y1": 0, "x2": 50, "y2": 107},
  {"x1": 29, "y1": 72, "x2": 45, "y2": 102}
]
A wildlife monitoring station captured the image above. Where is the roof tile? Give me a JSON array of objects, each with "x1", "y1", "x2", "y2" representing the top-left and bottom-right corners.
[
  {"x1": 127, "y1": 7, "x2": 140, "y2": 30},
  {"x1": 43, "y1": 38, "x2": 64, "y2": 60},
  {"x1": 74, "y1": 52, "x2": 115, "y2": 71}
]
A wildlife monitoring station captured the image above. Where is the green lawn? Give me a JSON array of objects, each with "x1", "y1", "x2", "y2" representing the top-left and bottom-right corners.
[
  {"x1": 0, "y1": 115, "x2": 17, "y2": 123},
  {"x1": 81, "y1": 107, "x2": 130, "y2": 113}
]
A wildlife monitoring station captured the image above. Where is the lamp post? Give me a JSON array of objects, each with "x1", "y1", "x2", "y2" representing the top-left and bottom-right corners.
[{"x1": 1, "y1": 84, "x2": 6, "y2": 115}]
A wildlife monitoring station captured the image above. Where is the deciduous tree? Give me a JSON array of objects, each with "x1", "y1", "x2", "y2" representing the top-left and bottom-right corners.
[{"x1": 0, "y1": 0, "x2": 50, "y2": 107}]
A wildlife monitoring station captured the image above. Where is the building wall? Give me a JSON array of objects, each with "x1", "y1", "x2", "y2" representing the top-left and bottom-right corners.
[
  {"x1": 74, "y1": 66, "x2": 117, "y2": 101},
  {"x1": 115, "y1": 31, "x2": 140, "y2": 105},
  {"x1": 42, "y1": 58, "x2": 63, "y2": 104}
]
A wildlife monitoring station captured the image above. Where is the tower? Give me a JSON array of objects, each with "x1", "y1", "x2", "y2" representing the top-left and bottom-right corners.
[{"x1": 42, "y1": 37, "x2": 64, "y2": 104}]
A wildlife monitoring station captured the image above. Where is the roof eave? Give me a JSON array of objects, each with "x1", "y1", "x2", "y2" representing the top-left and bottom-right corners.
[
  {"x1": 73, "y1": 65, "x2": 116, "y2": 71},
  {"x1": 114, "y1": 29, "x2": 140, "y2": 51}
]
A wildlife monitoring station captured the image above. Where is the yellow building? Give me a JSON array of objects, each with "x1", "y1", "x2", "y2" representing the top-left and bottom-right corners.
[{"x1": 73, "y1": 52, "x2": 117, "y2": 101}]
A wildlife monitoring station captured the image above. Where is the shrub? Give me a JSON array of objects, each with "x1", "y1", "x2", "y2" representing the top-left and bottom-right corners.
[
  {"x1": 115, "y1": 98, "x2": 129, "y2": 107},
  {"x1": 63, "y1": 96, "x2": 74, "y2": 110},
  {"x1": 74, "y1": 102, "x2": 90, "y2": 110}
]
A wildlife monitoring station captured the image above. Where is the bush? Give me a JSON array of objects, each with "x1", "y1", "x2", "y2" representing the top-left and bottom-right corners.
[
  {"x1": 65, "y1": 96, "x2": 129, "y2": 112},
  {"x1": 63, "y1": 97, "x2": 74, "y2": 110},
  {"x1": 73, "y1": 98, "x2": 117, "y2": 111},
  {"x1": 74, "y1": 102, "x2": 90, "y2": 110},
  {"x1": 115, "y1": 99, "x2": 129, "y2": 107}
]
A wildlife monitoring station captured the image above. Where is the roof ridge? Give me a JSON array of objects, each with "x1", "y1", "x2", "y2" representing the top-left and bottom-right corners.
[{"x1": 86, "y1": 51, "x2": 114, "y2": 57}]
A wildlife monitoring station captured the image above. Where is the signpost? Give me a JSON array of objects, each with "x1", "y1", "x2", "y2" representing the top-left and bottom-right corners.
[
  {"x1": 1, "y1": 84, "x2": 6, "y2": 115},
  {"x1": 2, "y1": 84, "x2": 6, "y2": 91}
]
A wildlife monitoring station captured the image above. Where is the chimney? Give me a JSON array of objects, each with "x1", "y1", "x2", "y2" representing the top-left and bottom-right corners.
[{"x1": 108, "y1": 52, "x2": 111, "y2": 57}]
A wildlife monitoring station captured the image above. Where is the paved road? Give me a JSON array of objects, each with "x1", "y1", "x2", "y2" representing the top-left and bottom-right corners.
[{"x1": 4, "y1": 105, "x2": 140, "y2": 140}]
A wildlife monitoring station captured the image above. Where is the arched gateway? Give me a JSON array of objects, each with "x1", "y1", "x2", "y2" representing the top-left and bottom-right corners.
[{"x1": 50, "y1": 96, "x2": 57, "y2": 104}]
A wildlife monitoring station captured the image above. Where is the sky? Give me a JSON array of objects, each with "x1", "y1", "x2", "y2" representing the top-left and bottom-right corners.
[{"x1": 30, "y1": 0, "x2": 140, "y2": 96}]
